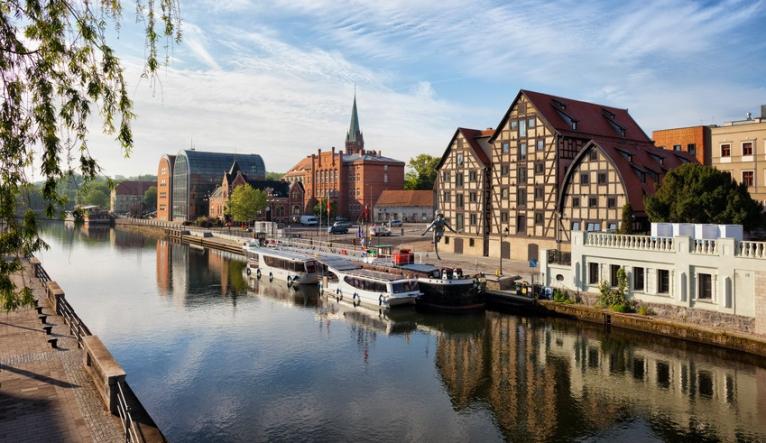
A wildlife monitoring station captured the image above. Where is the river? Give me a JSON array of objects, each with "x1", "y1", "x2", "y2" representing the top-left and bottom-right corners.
[{"x1": 37, "y1": 222, "x2": 766, "y2": 442}]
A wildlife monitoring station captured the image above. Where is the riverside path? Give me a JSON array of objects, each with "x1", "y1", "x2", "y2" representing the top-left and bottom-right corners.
[{"x1": 0, "y1": 258, "x2": 123, "y2": 442}]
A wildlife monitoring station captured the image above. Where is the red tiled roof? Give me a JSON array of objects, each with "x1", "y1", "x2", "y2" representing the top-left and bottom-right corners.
[
  {"x1": 560, "y1": 138, "x2": 697, "y2": 213},
  {"x1": 375, "y1": 190, "x2": 433, "y2": 207},
  {"x1": 492, "y1": 90, "x2": 651, "y2": 143},
  {"x1": 436, "y1": 127, "x2": 492, "y2": 170},
  {"x1": 114, "y1": 181, "x2": 154, "y2": 196}
]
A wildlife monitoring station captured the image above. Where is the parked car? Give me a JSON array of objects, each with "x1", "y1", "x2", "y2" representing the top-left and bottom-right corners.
[
  {"x1": 333, "y1": 220, "x2": 352, "y2": 229},
  {"x1": 369, "y1": 225, "x2": 392, "y2": 237},
  {"x1": 388, "y1": 219, "x2": 403, "y2": 227},
  {"x1": 299, "y1": 215, "x2": 319, "y2": 226},
  {"x1": 327, "y1": 224, "x2": 349, "y2": 234}
]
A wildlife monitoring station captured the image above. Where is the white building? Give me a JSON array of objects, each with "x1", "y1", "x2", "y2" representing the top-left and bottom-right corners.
[{"x1": 541, "y1": 229, "x2": 766, "y2": 334}]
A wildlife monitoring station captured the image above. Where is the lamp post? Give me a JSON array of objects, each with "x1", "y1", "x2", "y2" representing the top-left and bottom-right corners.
[{"x1": 499, "y1": 225, "x2": 509, "y2": 277}]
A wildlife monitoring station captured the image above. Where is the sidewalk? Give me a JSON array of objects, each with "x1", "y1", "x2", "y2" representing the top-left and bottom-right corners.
[{"x1": 0, "y1": 259, "x2": 122, "y2": 442}]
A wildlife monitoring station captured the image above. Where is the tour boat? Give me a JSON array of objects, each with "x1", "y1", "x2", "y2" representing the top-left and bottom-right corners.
[
  {"x1": 396, "y1": 263, "x2": 485, "y2": 313},
  {"x1": 320, "y1": 256, "x2": 421, "y2": 309},
  {"x1": 243, "y1": 241, "x2": 320, "y2": 286}
]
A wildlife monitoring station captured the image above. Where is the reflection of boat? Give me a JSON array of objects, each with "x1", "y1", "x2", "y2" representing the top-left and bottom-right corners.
[
  {"x1": 246, "y1": 275, "x2": 321, "y2": 307},
  {"x1": 320, "y1": 256, "x2": 420, "y2": 309},
  {"x1": 317, "y1": 300, "x2": 417, "y2": 335},
  {"x1": 395, "y1": 263, "x2": 485, "y2": 313},
  {"x1": 64, "y1": 205, "x2": 113, "y2": 225},
  {"x1": 243, "y1": 241, "x2": 320, "y2": 286}
]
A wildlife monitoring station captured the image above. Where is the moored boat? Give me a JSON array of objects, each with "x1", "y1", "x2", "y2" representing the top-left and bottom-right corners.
[
  {"x1": 243, "y1": 241, "x2": 320, "y2": 286},
  {"x1": 320, "y1": 256, "x2": 421, "y2": 309},
  {"x1": 396, "y1": 263, "x2": 485, "y2": 313}
]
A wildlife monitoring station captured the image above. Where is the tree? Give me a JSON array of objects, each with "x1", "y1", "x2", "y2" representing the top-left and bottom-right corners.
[
  {"x1": 0, "y1": 1, "x2": 180, "y2": 310},
  {"x1": 265, "y1": 171, "x2": 285, "y2": 181},
  {"x1": 404, "y1": 154, "x2": 439, "y2": 190},
  {"x1": 645, "y1": 164, "x2": 764, "y2": 231},
  {"x1": 229, "y1": 185, "x2": 268, "y2": 223},
  {"x1": 618, "y1": 204, "x2": 635, "y2": 234},
  {"x1": 313, "y1": 198, "x2": 337, "y2": 219},
  {"x1": 77, "y1": 180, "x2": 111, "y2": 208},
  {"x1": 143, "y1": 186, "x2": 157, "y2": 213}
]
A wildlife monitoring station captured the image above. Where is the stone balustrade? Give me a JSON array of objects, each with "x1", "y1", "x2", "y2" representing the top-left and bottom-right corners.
[
  {"x1": 738, "y1": 241, "x2": 766, "y2": 258},
  {"x1": 691, "y1": 239, "x2": 718, "y2": 255},
  {"x1": 584, "y1": 232, "x2": 675, "y2": 251}
]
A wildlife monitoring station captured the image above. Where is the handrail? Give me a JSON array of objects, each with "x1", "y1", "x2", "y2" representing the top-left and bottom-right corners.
[{"x1": 116, "y1": 381, "x2": 142, "y2": 443}]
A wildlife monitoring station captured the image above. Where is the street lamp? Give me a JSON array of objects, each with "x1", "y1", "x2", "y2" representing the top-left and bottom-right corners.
[{"x1": 499, "y1": 225, "x2": 509, "y2": 277}]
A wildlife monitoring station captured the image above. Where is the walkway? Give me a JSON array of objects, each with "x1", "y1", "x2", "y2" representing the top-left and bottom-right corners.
[{"x1": 0, "y1": 259, "x2": 122, "y2": 442}]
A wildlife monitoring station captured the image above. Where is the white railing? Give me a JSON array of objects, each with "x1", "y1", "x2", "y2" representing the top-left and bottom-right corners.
[
  {"x1": 738, "y1": 241, "x2": 766, "y2": 258},
  {"x1": 584, "y1": 233, "x2": 674, "y2": 251},
  {"x1": 691, "y1": 239, "x2": 718, "y2": 255}
]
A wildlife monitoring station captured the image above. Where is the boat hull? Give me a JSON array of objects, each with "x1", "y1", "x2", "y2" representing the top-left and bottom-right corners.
[{"x1": 416, "y1": 279, "x2": 485, "y2": 312}]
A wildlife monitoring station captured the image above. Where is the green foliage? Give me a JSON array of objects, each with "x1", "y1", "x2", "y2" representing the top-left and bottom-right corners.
[
  {"x1": 597, "y1": 267, "x2": 633, "y2": 312},
  {"x1": 230, "y1": 185, "x2": 268, "y2": 223},
  {"x1": 143, "y1": 186, "x2": 157, "y2": 212},
  {"x1": 313, "y1": 198, "x2": 337, "y2": 219},
  {"x1": 265, "y1": 171, "x2": 285, "y2": 181},
  {"x1": 0, "y1": 1, "x2": 180, "y2": 310},
  {"x1": 618, "y1": 203, "x2": 635, "y2": 234},
  {"x1": 645, "y1": 163, "x2": 765, "y2": 230},
  {"x1": 78, "y1": 180, "x2": 111, "y2": 208},
  {"x1": 405, "y1": 154, "x2": 439, "y2": 190},
  {"x1": 552, "y1": 288, "x2": 574, "y2": 304},
  {"x1": 637, "y1": 304, "x2": 653, "y2": 316},
  {"x1": 194, "y1": 216, "x2": 221, "y2": 228}
]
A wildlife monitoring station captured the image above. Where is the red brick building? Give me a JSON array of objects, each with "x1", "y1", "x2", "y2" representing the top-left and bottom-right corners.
[
  {"x1": 652, "y1": 125, "x2": 711, "y2": 165},
  {"x1": 208, "y1": 162, "x2": 291, "y2": 223},
  {"x1": 284, "y1": 94, "x2": 405, "y2": 220},
  {"x1": 156, "y1": 154, "x2": 175, "y2": 220}
]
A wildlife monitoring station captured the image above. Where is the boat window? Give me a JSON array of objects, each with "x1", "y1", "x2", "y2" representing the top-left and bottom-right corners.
[
  {"x1": 247, "y1": 252, "x2": 259, "y2": 262},
  {"x1": 344, "y1": 276, "x2": 387, "y2": 293},
  {"x1": 391, "y1": 281, "x2": 418, "y2": 293},
  {"x1": 305, "y1": 261, "x2": 317, "y2": 273}
]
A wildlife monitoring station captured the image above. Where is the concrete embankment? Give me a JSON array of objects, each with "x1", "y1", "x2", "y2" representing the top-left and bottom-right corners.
[{"x1": 539, "y1": 301, "x2": 766, "y2": 358}]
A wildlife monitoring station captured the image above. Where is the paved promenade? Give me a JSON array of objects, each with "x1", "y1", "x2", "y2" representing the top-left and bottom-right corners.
[{"x1": 0, "y1": 259, "x2": 122, "y2": 442}]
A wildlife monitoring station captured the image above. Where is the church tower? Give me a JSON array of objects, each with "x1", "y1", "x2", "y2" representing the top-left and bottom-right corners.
[{"x1": 345, "y1": 92, "x2": 365, "y2": 155}]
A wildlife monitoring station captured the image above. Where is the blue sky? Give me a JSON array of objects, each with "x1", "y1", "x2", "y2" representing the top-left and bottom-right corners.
[{"x1": 85, "y1": 0, "x2": 766, "y2": 176}]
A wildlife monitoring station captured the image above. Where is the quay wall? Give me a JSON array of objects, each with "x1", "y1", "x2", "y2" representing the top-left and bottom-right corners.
[{"x1": 31, "y1": 257, "x2": 166, "y2": 442}]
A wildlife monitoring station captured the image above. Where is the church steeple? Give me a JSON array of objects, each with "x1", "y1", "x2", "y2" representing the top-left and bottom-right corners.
[{"x1": 345, "y1": 91, "x2": 364, "y2": 155}]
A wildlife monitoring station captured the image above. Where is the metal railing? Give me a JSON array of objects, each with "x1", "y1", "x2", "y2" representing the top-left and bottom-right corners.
[{"x1": 116, "y1": 381, "x2": 142, "y2": 443}]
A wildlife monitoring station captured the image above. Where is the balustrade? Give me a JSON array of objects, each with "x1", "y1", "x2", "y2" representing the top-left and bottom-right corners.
[
  {"x1": 738, "y1": 241, "x2": 766, "y2": 258},
  {"x1": 584, "y1": 233, "x2": 674, "y2": 251}
]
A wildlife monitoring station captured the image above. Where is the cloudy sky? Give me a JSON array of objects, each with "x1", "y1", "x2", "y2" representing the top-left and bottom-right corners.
[{"x1": 81, "y1": 0, "x2": 766, "y2": 177}]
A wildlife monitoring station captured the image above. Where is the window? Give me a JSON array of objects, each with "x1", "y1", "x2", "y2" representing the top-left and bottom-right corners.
[
  {"x1": 589, "y1": 262, "x2": 599, "y2": 284},
  {"x1": 535, "y1": 161, "x2": 545, "y2": 175},
  {"x1": 586, "y1": 222, "x2": 601, "y2": 232},
  {"x1": 469, "y1": 213, "x2": 477, "y2": 225},
  {"x1": 721, "y1": 143, "x2": 731, "y2": 157},
  {"x1": 572, "y1": 197, "x2": 580, "y2": 208},
  {"x1": 633, "y1": 267, "x2": 644, "y2": 291},
  {"x1": 607, "y1": 222, "x2": 617, "y2": 232},
  {"x1": 673, "y1": 144, "x2": 681, "y2": 151},
  {"x1": 743, "y1": 170, "x2": 754, "y2": 187},
  {"x1": 698, "y1": 273, "x2": 712, "y2": 300},
  {"x1": 456, "y1": 194, "x2": 464, "y2": 208},
  {"x1": 517, "y1": 215, "x2": 527, "y2": 233},
  {"x1": 457, "y1": 153, "x2": 464, "y2": 165},
  {"x1": 607, "y1": 197, "x2": 616, "y2": 208},
  {"x1": 519, "y1": 119, "x2": 527, "y2": 137},
  {"x1": 658, "y1": 269, "x2": 670, "y2": 294},
  {"x1": 743, "y1": 142, "x2": 753, "y2": 156},
  {"x1": 469, "y1": 192, "x2": 478, "y2": 203},
  {"x1": 500, "y1": 211, "x2": 509, "y2": 223},
  {"x1": 456, "y1": 213, "x2": 464, "y2": 230},
  {"x1": 442, "y1": 171, "x2": 450, "y2": 183},
  {"x1": 500, "y1": 187, "x2": 509, "y2": 199},
  {"x1": 469, "y1": 238, "x2": 475, "y2": 247},
  {"x1": 518, "y1": 189, "x2": 527, "y2": 206},
  {"x1": 589, "y1": 150, "x2": 598, "y2": 161},
  {"x1": 571, "y1": 221, "x2": 580, "y2": 231},
  {"x1": 588, "y1": 196, "x2": 598, "y2": 208},
  {"x1": 469, "y1": 170, "x2": 477, "y2": 182},
  {"x1": 527, "y1": 117, "x2": 536, "y2": 129},
  {"x1": 518, "y1": 167, "x2": 528, "y2": 182},
  {"x1": 511, "y1": 120, "x2": 518, "y2": 130},
  {"x1": 519, "y1": 142, "x2": 527, "y2": 160},
  {"x1": 597, "y1": 172, "x2": 607, "y2": 184},
  {"x1": 502, "y1": 141, "x2": 510, "y2": 153},
  {"x1": 688, "y1": 143, "x2": 696, "y2": 156},
  {"x1": 536, "y1": 138, "x2": 545, "y2": 151},
  {"x1": 501, "y1": 164, "x2": 509, "y2": 176},
  {"x1": 610, "y1": 265, "x2": 620, "y2": 287},
  {"x1": 535, "y1": 186, "x2": 544, "y2": 200},
  {"x1": 534, "y1": 211, "x2": 544, "y2": 226},
  {"x1": 443, "y1": 191, "x2": 450, "y2": 202},
  {"x1": 580, "y1": 172, "x2": 590, "y2": 184},
  {"x1": 456, "y1": 173, "x2": 464, "y2": 187}
]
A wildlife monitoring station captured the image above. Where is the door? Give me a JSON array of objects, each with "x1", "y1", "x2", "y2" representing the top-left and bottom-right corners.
[
  {"x1": 454, "y1": 238, "x2": 464, "y2": 254},
  {"x1": 501, "y1": 241, "x2": 510, "y2": 259},
  {"x1": 528, "y1": 243, "x2": 539, "y2": 261}
]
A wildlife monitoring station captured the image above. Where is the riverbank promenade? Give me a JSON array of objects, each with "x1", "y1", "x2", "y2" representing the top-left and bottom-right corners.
[{"x1": 0, "y1": 259, "x2": 123, "y2": 442}]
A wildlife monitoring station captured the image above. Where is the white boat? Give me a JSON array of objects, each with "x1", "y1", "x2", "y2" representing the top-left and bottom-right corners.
[
  {"x1": 321, "y1": 257, "x2": 420, "y2": 309},
  {"x1": 243, "y1": 241, "x2": 320, "y2": 286}
]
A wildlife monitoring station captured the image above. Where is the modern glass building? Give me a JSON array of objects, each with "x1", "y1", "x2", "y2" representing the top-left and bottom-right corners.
[{"x1": 172, "y1": 150, "x2": 266, "y2": 221}]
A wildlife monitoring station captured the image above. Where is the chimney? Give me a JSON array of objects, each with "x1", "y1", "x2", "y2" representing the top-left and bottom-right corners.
[
  {"x1": 317, "y1": 148, "x2": 321, "y2": 166},
  {"x1": 331, "y1": 146, "x2": 335, "y2": 165},
  {"x1": 761, "y1": 105, "x2": 766, "y2": 119}
]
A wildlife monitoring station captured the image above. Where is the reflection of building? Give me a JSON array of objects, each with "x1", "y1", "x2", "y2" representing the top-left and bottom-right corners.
[
  {"x1": 374, "y1": 190, "x2": 434, "y2": 222},
  {"x1": 208, "y1": 162, "x2": 290, "y2": 222},
  {"x1": 157, "y1": 154, "x2": 176, "y2": 221},
  {"x1": 435, "y1": 90, "x2": 694, "y2": 261},
  {"x1": 652, "y1": 125, "x2": 711, "y2": 165},
  {"x1": 156, "y1": 239, "x2": 172, "y2": 295},
  {"x1": 432, "y1": 312, "x2": 766, "y2": 442},
  {"x1": 166, "y1": 150, "x2": 266, "y2": 221},
  {"x1": 710, "y1": 109, "x2": 766, "y2": 205},
  {"x1": 284, "y1": 94, "x2": 405, "y2": 219},
  {"x1": 110, "y1": 180, "x2": 154, "y2": 215}
]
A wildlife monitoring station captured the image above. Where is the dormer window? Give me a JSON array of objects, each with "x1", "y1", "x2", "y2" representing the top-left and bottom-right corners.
[{"x1": 602, "y1": 108, "x2": 626, "y2": 137}]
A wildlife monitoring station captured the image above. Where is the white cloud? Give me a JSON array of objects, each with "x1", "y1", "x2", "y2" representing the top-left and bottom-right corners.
[{"x1": 182, "y1": 22, "x2": 222, "y2": 70}]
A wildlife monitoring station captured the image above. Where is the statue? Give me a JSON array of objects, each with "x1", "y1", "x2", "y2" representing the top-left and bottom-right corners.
[{"x1": 422, "y1": 212, "x2": 456, "y2": 260}]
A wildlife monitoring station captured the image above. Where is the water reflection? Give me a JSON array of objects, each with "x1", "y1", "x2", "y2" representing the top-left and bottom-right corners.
[{"x1": 36, "y1": 222, "x2": 766, "y2": 442}]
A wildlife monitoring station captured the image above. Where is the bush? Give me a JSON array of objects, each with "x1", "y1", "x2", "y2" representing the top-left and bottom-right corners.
[
  {"x1": 637, "y1": 304, "x2": 654, "y2": 316},
  {"x1": 552, "y1": 288, "x2": 574, "y2": 304},
  {"x1": 597, "y1": 267, "x2": 634, "y2": 312},
  {"x1": 195, "y1": 216, "x2": 213, "y2": 227},
  {"x1": 611, "y1": 303, "x2": 631, "y2": 313}
]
